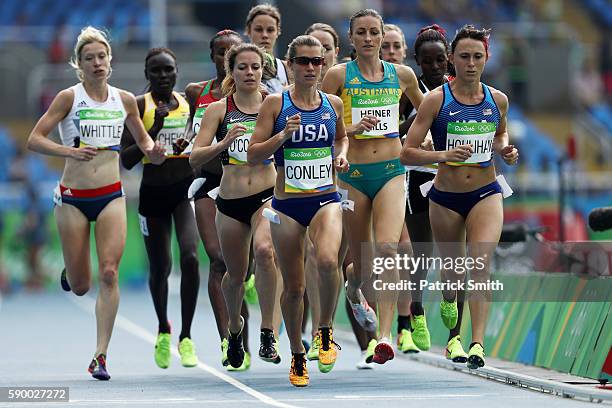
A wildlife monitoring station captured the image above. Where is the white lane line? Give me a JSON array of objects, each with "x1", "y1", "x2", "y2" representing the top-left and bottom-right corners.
[
  {"x1": 69, "y1": 295, "x2": 299, "y2": 408},
  {"x1": 334, "y1": 394, "x2": 485, "y2": 399}
]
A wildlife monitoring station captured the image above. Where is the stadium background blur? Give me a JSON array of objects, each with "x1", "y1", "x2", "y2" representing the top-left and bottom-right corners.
[{"x1": 0, "y1": 0, "x2": 610, "y2": 380}]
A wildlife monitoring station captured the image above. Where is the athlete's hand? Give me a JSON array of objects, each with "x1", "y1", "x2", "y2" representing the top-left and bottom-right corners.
[
  {"x1": 152, "y1": 103, "x2": 170, "y2": 131},
  {"x1": 282, "y1": 113, "x2": 301, "y2": 140},
  {"x1": 354, "y1": 115, "x2": 379, "y2": 134},
  {"x1": 172, "y1": 138, "x2": 190, "y2": 155},
  {"x1": 445, "y1": 144, "x2": 473, "y2": 162},
  {"x1": 146, "y1": 141, "x2": 167, "y2": 165},
  {"x1": 500, "y1": 144, "x2": 519, "y2": 165},
  {"x1": 70, "y1": 146, "x2": 97, "y2": 161},
  {"x1": 334, "y1": 154, "x2": 349, "y2": 173},
  {"x1": 224, "y1": 123, "x2": 247, "y2": 147},
  {"x1": 420, "y1": 133, "x2": 434, "y2": 151}
]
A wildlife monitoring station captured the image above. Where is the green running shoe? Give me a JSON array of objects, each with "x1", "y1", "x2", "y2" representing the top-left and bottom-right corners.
[
  {"x1": 221, "y1": 338, "x2": 229, "y2": 367},
  {"x1": 467, "y1": 343, "x2": 485, "y2": 369},
  {"x1": 410, "y1": 315, "x2": 431, "y2": 351},
  {"x1": 397, "y1": 329, "x2": 419, "y2": 353},
  {"x1": 227, "y1": 352, "x2": 251, "y2": 371},
  {"x1": 244, "y1": 274, "x2": 258, "y2": 305},
  {"x1": 365, "y1": 339, "x2": 377, "y2": 364},
  {"x1": 178, "y1": 337, "x2": 198, "y2": 367},
  {"x1": 446, "y1": 335, "x2": 468, "y2": 363},
  {"x1": 440, "y1": 299, "x2": 458, "y2": 330},
  {"x1": 307, "y1": 333, "x2": 320, "y2": 361},
  {"x1": 154, "y1": 333, "x2": 171, "y2": 369}
]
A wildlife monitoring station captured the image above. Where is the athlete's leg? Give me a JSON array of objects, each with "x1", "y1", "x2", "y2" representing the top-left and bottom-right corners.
[
  {"x1": 396, "y1": 223, "x2": 412, "y2": 326},
  {"x1": 55, "y1": 204, "x2": 92, "y2": 296},
  {"x1": 371, "y1": 175, "x2": 406, "y2": 341},
  {"x1": 465, "y1": 194, "x2": 503, "y2": 346},
  {"x1": 308, "y1": 203, "x2": 342, "y2": 328},
  {"x1": 304, "y1": 236, "x2": 320, "y2": 338},
  {"x1": 338, "y1": 180, "x2": 373, "y2": 304},
  {"x1": 270, "y1": 212, "x2": 307, "y2": 353},
  {"x1": 405, "y1": 211, "x2": 432, "y2": 314},
  {"x1": 195, "y1": 197, "x2": 229, "y2": 340},
  {"x1": 93, "y1": 198, "x2": 126, "y2": 356},
  {"x1": 250, "y1": 206, "x2": 278, "y2": 332},
  {"x1": 142, "y1": 213, "x2": 173, "y2": 334},
  {"x1": 216, "y1": 211, "x2": 251, "y2": 334},
  {"x1": 173, "y1": 199, "x2": 200, "y2": 341}
]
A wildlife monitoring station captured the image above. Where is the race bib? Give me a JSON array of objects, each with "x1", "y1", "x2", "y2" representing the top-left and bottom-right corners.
[
  {"x1": 446, "y1": 122, "x2": 496, "y2": 164},
  {"x1": 192, "y1": 107, "x2": 218, "y2": 146},
  {"x1": 157, "y1": 117, "x2": 189, "y2": 156},
  {"x1": 78, "y1": 108, "x2": 124, "y2": 148},
  {"x1": 351, "y1": 94, "x2": 400, "y2": 139},
  {"x1": 226, "y1": 121, "x2": 256, "y2": 165},
  {"x1": 284, "y1": 147, "x2": 333, "y2": 193}
]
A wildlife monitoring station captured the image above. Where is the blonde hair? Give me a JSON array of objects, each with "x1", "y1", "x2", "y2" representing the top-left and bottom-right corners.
[
  {"x1": 221, "y1": 43, "x2": 265, "y2": 96},
  {"x1": 69, "y1": 26, "x2": 113, "y2": 81},
  {"x1": 384, "y1": 24, "x2": 407, "y2": 51}
]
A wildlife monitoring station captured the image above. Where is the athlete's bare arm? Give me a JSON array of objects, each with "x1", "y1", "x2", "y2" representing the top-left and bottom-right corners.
[
  {"x1": 247, "y1": 94, "x2": 291, "y2": 164},
  {"x1": 188, "y1": 99, "x2": 227, "y2": 169}
]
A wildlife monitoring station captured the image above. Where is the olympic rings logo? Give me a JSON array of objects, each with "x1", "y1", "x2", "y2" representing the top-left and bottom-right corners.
[{"x1": 313, "y1": 149, "x2": 328, "y2": 158}]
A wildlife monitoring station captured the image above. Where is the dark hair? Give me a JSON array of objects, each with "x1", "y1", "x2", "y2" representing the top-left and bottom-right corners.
[
  {"x1": 451, "y1": 24, "x2": 491, "y2": 58},
  {"x1": 245, "y1": 4, "x2": 281, "y2": 33},
  {"x1": 305, "y1": 23, "x2": 339, "y2": 49},
  {"x1": 221, "y1": 43, "x2": 265, "y2": 96},
  {"x1": 414, "y1": 24, "x2": 449, "y2": 57},
  {"x1": 145, "y1": 47, "x2": 176, "y2": 67},
  {"x1": 285, "y1": 35, "x2": 323, "y2": 61},
  {"x1": 349, "y1": 9, "x2": 384, "y2": 35},
  {"x1": 209, "y1": 29, "x2": 242, "y2": 54}
]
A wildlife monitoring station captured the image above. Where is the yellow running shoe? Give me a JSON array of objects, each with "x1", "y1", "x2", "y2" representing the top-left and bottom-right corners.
[
  {"x1": 440, "y1": 299, "x2": 458, "y2": 330},
  {"x1": 307, "y1": 333, "x2": 320, "y2": 361},
  {"x1": 467, "y1": 343, "x2": 485, "y2": 369},
  {"x1": 221, "y1": 338, "x2": 229, "y2": 367},
  {"x1": 397, "y1": 329, "x2": 420, "y2": 354},
  {"x1": 318, "y1": 327, "x2": 340, "y2": 373},
  {"x1": 289, "y1": 353, "x2": 309, "y2": 387},
  {"x1": 178, "y1": 337, "x2": 198, "y2": 367},
  {"x1": 365, "y1": 338, "x2": 377, "y2": 363},
  {"x1": 410, "y1": 314, "x2": 431, "y2": 351},
  {"x1": 154, "y1": 333, "x2": 171, "y2": 369},
  {"x1": 446, "y1": 335, "x2": 468, "y2": 363}
]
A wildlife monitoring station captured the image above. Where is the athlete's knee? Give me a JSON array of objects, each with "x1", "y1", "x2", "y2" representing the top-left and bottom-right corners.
[
  {"x1": 99, "y1": 262, "x2": 119, "y2": 287},
  {"x1": 283, "y1": 284, "x2": 305, "y2": 302},
  {"x1": 253, "y1": 241, "x2": 274, "y2": 268},
  {"x1": 316, "y1": 255, "x2": 337, "y2": 275},
  {"x1": 377, "y1": 242, "x2": 398, "y2": 259},
  {"x1": 179, "y1": 247, "x2": 199, "y2": 271}
]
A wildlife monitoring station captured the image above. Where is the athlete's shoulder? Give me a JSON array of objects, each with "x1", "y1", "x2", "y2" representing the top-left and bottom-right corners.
[
  {"x1": 324, "y1": 63, "x2": 346, "y2": 82},
  {"x1": 50, "y1": 88, "x2": 76, "y2": 113},
  {"x1": 118, "y1": 88, "x2": 136, "y2": 102},
  {"x1": 487, "y1": 85, "x2": 508, "y2": 111},
  {"x1": 420, "y1": 87, "x2": 444, "y2": 112},
  {"x1": 184, "y1": 80, "x2": 207, "y2": 101},
  {"x1": 395, "y1": 64, "x2": 418, "y2": 84},
  {"x1": 325, "y1": 93, "x2": 343, "y2": 109}
]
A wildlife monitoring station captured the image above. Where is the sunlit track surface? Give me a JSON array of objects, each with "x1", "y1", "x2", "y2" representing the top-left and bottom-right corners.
[{"x1": 0, "y1": 290, "x2": 600, "y2": 408}]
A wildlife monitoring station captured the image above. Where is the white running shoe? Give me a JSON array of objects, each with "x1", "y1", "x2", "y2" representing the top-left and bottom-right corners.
[
  {"x1": 355, "y1": 350, "x2": 374, "y2": 370},
  {"x1": 345, "y1": 282, "x2": 377, "y2": 332}
]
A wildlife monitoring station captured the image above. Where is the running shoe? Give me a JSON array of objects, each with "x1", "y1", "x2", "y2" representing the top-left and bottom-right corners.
[
  {"x1": 154, "y1": 332, "x2": 171, "y2": 369},
  {"x1": 397, "y1": 329, "x2": 419, "y2": 354},
  {"x1": 259, "y1": 329, "x2": 281, "y2": 364},
  {"x1": 467, "y1": 343, "x2": 485, "y2": 369},
  {"x1": 244, "y1": 274, "x2": 258, "y2": 305},
  {"x1": 60, "y1": 268, "x2": 71, "y2": 292},
  {"x1": 178, "y1": 337, "x2": 198, "y2": 367},
  {"x1": 356, "y1": 350, "x2": 374, "y2": 369},
  {"x1": 227, "y1": 317, "x2": 245, "y2": 369},
  {"x1": 318, "y1": 327, "x2": 340, "y2": 373},
  {"x1": 440, "y1": 299, "x2": 458, "y2": 330},
  {"x1": 373, "y1": 338, "x2": 394, "y2": 364},
  {"x1": 345, "y1": 282, "x2": 377, "y2": 332},
  {"x1": 446, "y1": 335, "x2": 468, "y2": 363},
  {"x1": 365, "y1": 338, "x2": 377, "y2": 363},
  {"x1": 306, "y1": 333, "x2": 320, "y2": 361},
  {"x1": 410, "y1": 314, "x2": 431, "y2": 351},
  {"x1": 221, "y1": 338, "x2": 229, "y2": 367},
  {"x1": 227, "y1": 352, "x2": 251, "y2": 371},
  {"x1": 88, "y1": 354, "x2": 110, "y2": 381},
  {"x1": 289, "y1": 353, "x2": 309, "y2": 387}
]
